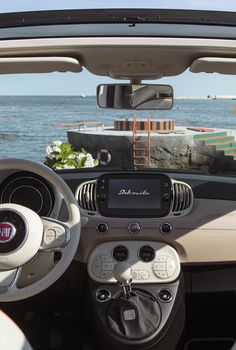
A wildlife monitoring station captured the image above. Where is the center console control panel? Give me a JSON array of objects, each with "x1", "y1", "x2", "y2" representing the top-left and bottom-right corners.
[{"x1": 87, "y1": 241, "x2": 180, "y2": 284}]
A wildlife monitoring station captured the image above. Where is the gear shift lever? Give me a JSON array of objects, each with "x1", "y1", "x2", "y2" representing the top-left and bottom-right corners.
[{"x1": 113, "y1": 262, "x2": 133, "y2": 298}]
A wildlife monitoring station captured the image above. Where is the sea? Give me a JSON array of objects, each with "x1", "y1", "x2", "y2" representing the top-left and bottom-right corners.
[{"x1": 1, "y1": 95, "x2": 236, "y2": 163}]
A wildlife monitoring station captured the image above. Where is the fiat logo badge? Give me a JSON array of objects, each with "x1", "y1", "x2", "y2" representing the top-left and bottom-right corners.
[{"x1": 0, "y1": 222, "x2": 16, "y2": 243}]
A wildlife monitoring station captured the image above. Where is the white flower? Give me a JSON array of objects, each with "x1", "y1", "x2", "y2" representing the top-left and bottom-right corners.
[
  {"x1": 85, "y1": 157, "x2": 95, "y2": 167},
  {"x1": 86, "y1": 153, "x2": 93, "y2": 159},
  {"x1": 46, "y1": 146, "x2": 53, "y2": 155},
  {"x1": 53, "y1": 140, "x2": 62, "y2": 147},
  {"x1": 63, "y1": 164, "x2": 76, "y2": 169},
  {"x1": 76, "y1": 153, "x2": 85, "y2": 161},
  {"x1": 52, "y1": 146, "x2": 61, "y2": 153},
  {"x1": 68, "y1": 154, "x2": 76, "y2": 159}
]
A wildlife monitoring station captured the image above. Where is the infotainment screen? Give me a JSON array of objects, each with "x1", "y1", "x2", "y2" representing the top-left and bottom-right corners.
[
  {"x1": 96, "y1": 173, "x2": 172, "y2": 218},
  {"x1": 108, "y1": 179, "x2": 161, "y2": 209}
]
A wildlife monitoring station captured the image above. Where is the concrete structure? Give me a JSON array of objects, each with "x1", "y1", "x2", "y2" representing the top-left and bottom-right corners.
[{"x1": 67, "y1": 126, "x2": 236, "y2": 173}]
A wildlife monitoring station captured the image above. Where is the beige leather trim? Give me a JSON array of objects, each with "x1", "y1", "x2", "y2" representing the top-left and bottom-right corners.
[
  {"x1": 0, "y1": 56, "x2": 82, "y2": 74},
  {"x1": 0, "y1": 37, "x2": 234, "y2": 78},
  {"x1": 76, "y1": 198, "x2": 236, "y2": 264}
]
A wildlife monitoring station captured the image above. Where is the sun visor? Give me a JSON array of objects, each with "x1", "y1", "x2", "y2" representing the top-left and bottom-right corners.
[
  {"x1": 190, "y1": 57, "x2": 236, "y2": 74},
  {"x1": 0, "y1": 57, "x2": 82, "y2": 74}
]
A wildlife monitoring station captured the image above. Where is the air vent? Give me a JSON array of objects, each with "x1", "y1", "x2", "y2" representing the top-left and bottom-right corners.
[
  {"x1": 171, "y1": 180, "x2": 193, "y2": 216},
  {"x1": 76, "y1": 180, "x2": 97, "y2": 212}
]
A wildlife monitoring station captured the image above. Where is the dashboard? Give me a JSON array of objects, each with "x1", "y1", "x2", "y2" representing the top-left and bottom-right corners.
[
  {"x1": 1, "y1": 168, "x2": 236, "y2": 268},
  {"x1": 66, "y1": 170, "x2": 236, "y2": 266}
]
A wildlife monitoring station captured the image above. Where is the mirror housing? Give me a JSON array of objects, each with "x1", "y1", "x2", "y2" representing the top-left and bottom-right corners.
[{"x1": 97, "y1": 84, "x2": 173, "y2": 110}]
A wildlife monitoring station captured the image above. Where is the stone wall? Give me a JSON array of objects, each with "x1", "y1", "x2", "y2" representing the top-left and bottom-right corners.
[{"x1": 67, "y1": 130, "x2": 236, "y2": 173}]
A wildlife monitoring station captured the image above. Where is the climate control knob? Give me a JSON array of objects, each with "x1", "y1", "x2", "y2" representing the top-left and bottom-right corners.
[{"x1": 113, "y1": 246, "x2": 129, "y2": 262}]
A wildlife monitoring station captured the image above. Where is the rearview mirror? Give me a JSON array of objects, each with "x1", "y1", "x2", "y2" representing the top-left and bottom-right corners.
[{"x1": 97, "y1": 84, "x2": 173, "y2": 110}]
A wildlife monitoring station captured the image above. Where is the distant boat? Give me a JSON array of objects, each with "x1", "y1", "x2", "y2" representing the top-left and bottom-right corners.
[
  {"x1": 79, "y1": 94, "x2": 86, "y2": 98},
  {"x1": 207, "y1": 95, "x2": 236, "y2": 100}
]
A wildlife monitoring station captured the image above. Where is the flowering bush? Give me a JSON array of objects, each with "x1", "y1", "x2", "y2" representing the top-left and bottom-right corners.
[{"x1": 45, "y1": 141, "x2": 99, "y2": 170}]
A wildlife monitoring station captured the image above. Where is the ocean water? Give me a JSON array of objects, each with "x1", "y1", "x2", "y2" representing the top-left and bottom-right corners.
[{"x1": 0, "y1": 95, "x2": 236, "y2": 163}]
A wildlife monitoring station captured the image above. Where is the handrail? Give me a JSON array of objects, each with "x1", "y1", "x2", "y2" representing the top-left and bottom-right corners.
[{"x1": 49, "y1": 121, "x2": 104, "y2": 131}]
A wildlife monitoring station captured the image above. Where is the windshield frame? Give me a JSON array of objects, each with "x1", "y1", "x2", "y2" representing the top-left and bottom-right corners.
[{"x1": 0, "y1": 9, "x2": 236, "y2": 29}]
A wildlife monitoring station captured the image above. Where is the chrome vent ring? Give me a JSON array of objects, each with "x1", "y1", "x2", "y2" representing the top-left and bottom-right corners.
[
  {"x1": 76, "y1": 180, "x2": 97, "y2": 212},
  {"x1": 171, "y1": 180, "x2": 194, "y2": 216}
]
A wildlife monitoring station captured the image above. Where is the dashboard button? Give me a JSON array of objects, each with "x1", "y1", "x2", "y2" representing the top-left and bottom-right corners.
[
  {"x1": 160, "y1": 223, "x2": 172, "y2": 234},
  {"x1": 96, "y1": 289, "x2": 111, "y2": 303},
  {"x1": 139, "y1": 270, "x2": 150, "y2": 280},
  {"x1": 153, "y1": 262, "x2": 166, "y2": 271},
  {"x1": 101, "y1": 262, "x2": 114, "y2": 270},
  {"x1": 166, "y1": 257, "x2": 176, "y2": 277},
  {"x1": 96, "y1": 222, "x2": 109, "y2": 234},
  {"x1": 154, "y1": 270, "x2": 168, "y2": 279},
  {"x1": 132, "y1": 270, "x2": 139, "y2": 280},
  {"x1": 91, "y1": 257, "x2": 102, "y2": 277},
  {"x1": 155, "y1": 255, "x2": 167, "y2": 262},
  {"x1": 128, "y1": 222, "x2": 141, "y2": 234},
  {"x1": 101, "y1": 255, "x2": 113, "y2": 262},
  {"x1": 100, "y1": 271, "x2": 113, "y2": 279},
  {"x1": 98, "y1": 194, "x2": 105, "y2": 201},
  {"x1": 163, "y1": 193, "x2": 171, "y2": 202},
  {"x1": 157, "y1": 289, "x2": 172, "y2": 303}
]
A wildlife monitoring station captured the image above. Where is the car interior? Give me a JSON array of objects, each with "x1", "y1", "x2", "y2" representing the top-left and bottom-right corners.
[{"x1": 1, "y1": 7, "x2": 236, "y2": 350}]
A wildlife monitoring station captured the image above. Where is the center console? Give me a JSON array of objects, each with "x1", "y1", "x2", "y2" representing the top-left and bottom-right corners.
[
  {"x1": 80, "y1": 173, "x2": 188, "y2": 349},
  {"x1": 87, "y1": 241, "x2": 184, "y2": 350}
]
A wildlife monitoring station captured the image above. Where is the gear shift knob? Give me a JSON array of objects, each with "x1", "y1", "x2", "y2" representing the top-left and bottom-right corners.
[
  {"x1": 113, "y1": 262, "x2": 133, "y2": 298},
  {"x1": 113, "y1": 262, "x2": 133, "y2": 285}
]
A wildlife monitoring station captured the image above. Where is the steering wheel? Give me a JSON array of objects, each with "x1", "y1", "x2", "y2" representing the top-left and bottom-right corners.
[{"x1": 0, "y1": 159, "x2": 81, "y2": 302}]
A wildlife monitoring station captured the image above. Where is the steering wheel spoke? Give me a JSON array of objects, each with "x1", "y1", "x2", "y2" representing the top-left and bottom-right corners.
[
  {"x1": 0, "y1": 268, "x2": 21, "y2": 294},
  {"x1": 40, "y1": 217, "x2": 70, "y2": 250}
]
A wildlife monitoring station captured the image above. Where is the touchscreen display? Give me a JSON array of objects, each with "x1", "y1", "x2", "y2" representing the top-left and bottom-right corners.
[{"x1": 108, "y1": 179, "x2": 160, "y2": 209}]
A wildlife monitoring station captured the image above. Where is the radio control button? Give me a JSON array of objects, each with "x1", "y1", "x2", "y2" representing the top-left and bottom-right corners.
[
  {"x1": 163, "y1": 193, "x2": 170, "y2": 202},
  {"x1": 166, "y1": 257, "x2": 176, "y2": 277},
  {"x1": 98, "y1": 194, "x2": 105, "y2": 201},
  {"x1": 96, "y1": 222, "x2": 109, "y2": 234},
  {"x1": 154, "y1": 271, "x2": 168, "y2": 279},
  {"x1": 128, "y1": 222, "x2": 141, "y2": 234},
  {"x1": 160, "y1": 223, "x2": 172, "y2": 234}
]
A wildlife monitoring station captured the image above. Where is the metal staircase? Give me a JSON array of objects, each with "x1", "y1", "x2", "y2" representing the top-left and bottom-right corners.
[{"x1": 132, "y1": 113, "x2": 151, "y2": 169}]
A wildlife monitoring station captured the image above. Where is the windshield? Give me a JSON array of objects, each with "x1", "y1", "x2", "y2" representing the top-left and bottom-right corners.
[{"x1": 1, "y1": 69, "x2": 236, "y2": 175}]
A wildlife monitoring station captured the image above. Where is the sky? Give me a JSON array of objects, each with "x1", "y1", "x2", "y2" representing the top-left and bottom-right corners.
[
  {"x1": 0, "y1": 1, "x2": 234, "y2": 96},
  {"x1": 0, "y1": 0, "x2": 236, "y2": 12}
]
